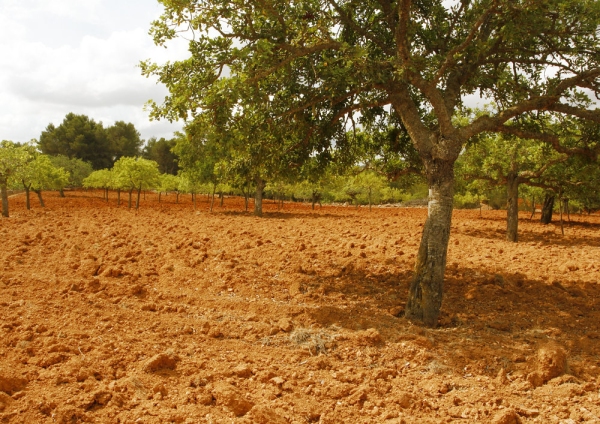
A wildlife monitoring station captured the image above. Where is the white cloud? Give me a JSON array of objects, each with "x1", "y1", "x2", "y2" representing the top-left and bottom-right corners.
[{"x1": 0, "y1": 0, "x2": 189, "y2": 143}]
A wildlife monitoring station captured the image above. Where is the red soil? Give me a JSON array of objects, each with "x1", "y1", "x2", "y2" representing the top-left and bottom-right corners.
[{"x1": 0, "y1": 190, "x2": 599, "y2": 423}]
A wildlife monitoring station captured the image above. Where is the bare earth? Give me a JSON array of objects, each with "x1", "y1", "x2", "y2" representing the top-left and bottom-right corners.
[{"x1": 1, "y1": 191, "x2": 599, "y2": 423}]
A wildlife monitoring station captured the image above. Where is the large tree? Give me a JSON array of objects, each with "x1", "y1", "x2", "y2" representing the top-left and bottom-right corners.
[
  {"x1": 39, "y1": 113, "x2": 113, "y2": 170},
  {"x1": 143, "y1": 137, "x2": 180, "y2": 175},
  {"x1": 143, "y1": 0, "x2": 600, "y2": 326},
  {"x1": 106, "y1": 121, "x2": 143, "y2": 161},
  {"x1": 39, "y1": 113, "x2": 144, "y2": 169}
]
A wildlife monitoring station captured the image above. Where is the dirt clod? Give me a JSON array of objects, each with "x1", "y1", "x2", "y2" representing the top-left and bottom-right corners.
[
  {"x1": 143, "y1": 352, "x2": 180, "y2": 373},
  {"x1": 1, "y1": 192, "x2": 599, "y2": 423},
  {"x1": 536, "y1": 342, "x2": 568, "y2": 382},
  {"x1": 212, "y1": 382, "x2": 254, "y2": 416}
]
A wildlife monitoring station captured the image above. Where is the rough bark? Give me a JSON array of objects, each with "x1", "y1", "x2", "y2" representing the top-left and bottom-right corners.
[
  {"x1": 506, "y1": 171, "x2": 519, "y2": 242},
  {"x1": 136, "y1": 188, "x2": 142, "y2": 210},
  {"x1": 23, "y1": 185, "x2": 31, "y2": 211},
  {"x1": 1, "y1": 180, "x2": 8, "y2": 217},
  {"x1": 254, "y1": 177, "x2": 265, "y2": 217},
  {"x1": 35, "y1": 190, "x2": 45, "y2": 207},
  {"x1": 540, "y1": 194, "x2": 555, "y2": 224},
  {"x1": 405, "y1": 159, "x2": 455, "y2": 327}
]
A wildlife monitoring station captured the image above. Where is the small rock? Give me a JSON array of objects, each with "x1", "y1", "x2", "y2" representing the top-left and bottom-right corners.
[
  {"x1": 496, "y1": 368, "x2": 508, "y2": 385},
  {"x1": 491, "y1": 409, "x2": 520, "y2": 424},
  {"x1": 360, "y1": 328, "x2": 381, "y2": 344},
  {"x1": 526, "y1": 371, "x2": 544, "y2": 388},
  {"x1": 212, "y1": 382, "x2": 254, "y2": 416},
  {"x1": 396, "y1": 391, "x2": 412, "y2": 409},
  {"x1": 516, "y1": 406, "x2": 540, "y2": 417},
  {"x1": 232, "y1": 365, "x2": 253, "y2": 378},
  {"x1": 143, "y1": 352, "x2": 180, "y2": 373},
  {"x1": 278, "y1": 318, "x2": 293, "y2": 332},
  {"x1": 537, "y1": 343, "x2": 567, "y2": 382},
  {"x1": 249, "y1": 404, "x2": 288, "y2": 424},
  {"x1": 388, "y1": 306, "x2": 404, "y2": 317},
  {"x1": 0, "y1": 392, "x2": 13, "y2": 412},
  {"x1": 0, "y1": 375, "x2": 27, "y2": 395},
  {"x1": 270, "y1": 376, "x2": 285, "y2": 386}
]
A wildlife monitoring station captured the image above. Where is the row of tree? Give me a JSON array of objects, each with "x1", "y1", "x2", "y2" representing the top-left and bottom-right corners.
[
  {"x1": 38, "y1": 113, "x2": 179, "y2": 173},
  {"x1": 0, "y1": 141, "x2": 94, "y2": 217}
]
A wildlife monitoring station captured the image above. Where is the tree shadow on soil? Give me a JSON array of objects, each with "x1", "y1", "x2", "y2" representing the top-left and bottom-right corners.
[
  {"x1": 299, "y1": 262, "x2": 600, "y2": 377},
  {"x1": 460, "y1": 221, "x2": 600, "y2": 247}
]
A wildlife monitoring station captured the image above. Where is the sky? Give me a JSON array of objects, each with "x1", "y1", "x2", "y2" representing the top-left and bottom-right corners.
[{"x1": 0, "y1": 0, "x2": 189, "y2": 144}]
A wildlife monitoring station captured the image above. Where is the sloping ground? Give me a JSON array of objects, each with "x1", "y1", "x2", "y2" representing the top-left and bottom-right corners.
[{"x1": 0, "y1": 191, "x2": 599, "y2": 423}]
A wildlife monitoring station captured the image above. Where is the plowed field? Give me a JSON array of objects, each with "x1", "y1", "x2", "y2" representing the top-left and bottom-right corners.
[{"x1": 1, "y1": 191, "x2": 599, "y2": 423}]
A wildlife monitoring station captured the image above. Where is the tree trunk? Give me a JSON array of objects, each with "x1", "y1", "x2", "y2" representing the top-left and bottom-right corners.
[
  {"x1": 193, "y1": 192, "x2": 197, "y2": 210},
  {"x1": 368, "y1": 188, "x2": 372, "y2": 211},
  {"x1": 117, "y1": 189, "x2": 121, "y2": 206},
  {"x1": 210, "y1": 186, "x2": 216, "y2": 212},
  {"x1": 35, "y1": 190, "x2": 45, "y2": 207},
  {"x1": 540, "y1": 194, "x2": 554, "y2": 224},
  {"x1": 158, "y1": 192, "x2": 162, "y2": 203},
  {"x1": 128, "y1": 189, "x2": 133, "y2": 209},
  {"x1": 506, "y1": 171, "x2": 519, "y2": 242},
  {"x1": 405, "y1": 159, "x2": 454, "y2": 327},
  {"x1": 23, "y1": 184, "x2": 31, "y2": 211},
  {"x1": 559, "y1": 194, "x2": 564, "y2": 236},
  {"x1": 220, "y1": 192, "x2": 224, "y2": 207},
  {"x1": 59, "y1": 188, "x2": 65, "y2": 198},
  {"x1": 564, "y1": 198, "x2": 570, "y2": 223},
  {"x1": 136, "y1": 188, "x2": 142, "y2": 210},
  {"x1": 529, "y1": 195, "x2": 535, "y2": 219},
  {"x1": 1, "y1": 180, "x2": 9, "y2": 218},
  {"x1": 244, "y1": 189, "x2": 249, "y2": 212},
  {"x1": 254, "y1": 177, "x2": 265, "y2": 217}
]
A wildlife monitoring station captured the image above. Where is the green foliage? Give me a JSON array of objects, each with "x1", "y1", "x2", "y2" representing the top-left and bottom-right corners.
[
  {"x1": 48, "y1": 155, "x2": 93, "y2": 188},
  {"x1": 83, "y1": 169, "x2": 115, "y2": 190},
  {"x1": 143, "y1": 137, "x2": 179, "y2": 175},
  {"x1": 0, "y1": 141, "x2": 31, "y2": 186},
  {"x1": 106, "y1": 121, "x2": 143, "y2": 161},
  {"x1": 112, "y1": 157, "x2": 160, "y2": 192},
  {"x1": 39, "y1": 113, "x2": 143, "y2": 170},
  {"x1": 19, "y1": 154, "x2": 70, "y2": 192},
  {"x1": 158, "y1": 173, "x2": 180, "y2": 193}
]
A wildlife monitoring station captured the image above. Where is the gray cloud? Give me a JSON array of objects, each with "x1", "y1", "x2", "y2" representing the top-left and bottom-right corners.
[{"x1": 0, "y1": 0, "x2": 187, "y2": 143}]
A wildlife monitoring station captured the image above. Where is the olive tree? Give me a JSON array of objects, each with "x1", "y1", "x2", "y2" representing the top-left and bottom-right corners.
[
  {"x1": 0, "y1": 141, "x2": 30, "y2": 217},
  {"x1": 144, "y1": 0, "x2": 600, "y2": 326},
  {"x1": 113, "y1": 157, "x2": 161, "y2": 210}
]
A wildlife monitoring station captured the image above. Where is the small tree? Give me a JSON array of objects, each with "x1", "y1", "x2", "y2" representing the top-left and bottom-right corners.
[
  {"x1": 48, "y1": 155, "x2": 93, "y2": 195},
  {"x1": 0, "y1": 141, "x2": 30, "y2": 217},
  {"x1": 157, "y1": 173, "x2": 180, "y2": 203},
  {"x1": 19, "y1": 154, "x2": 70, "y2": 208},
  {"x1": 113, "y1": 157, "x2": 160, "y2": 210},
  {"x1": 83, "y1": 169, "x2": 115, "y2": 201}
]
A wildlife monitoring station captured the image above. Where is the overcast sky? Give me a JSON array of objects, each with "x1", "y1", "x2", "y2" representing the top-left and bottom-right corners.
[{"x1": 0, "y1": 0, "x2": 189, "y2": 144}]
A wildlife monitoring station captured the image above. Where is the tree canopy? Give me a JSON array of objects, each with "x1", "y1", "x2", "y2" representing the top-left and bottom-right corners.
[
  {"x1": 143, "y1": 0, "x2": 600, "y2": 326},
  {"x1": 39, "y1": 113, "x2": 143, "y2": 170}
]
